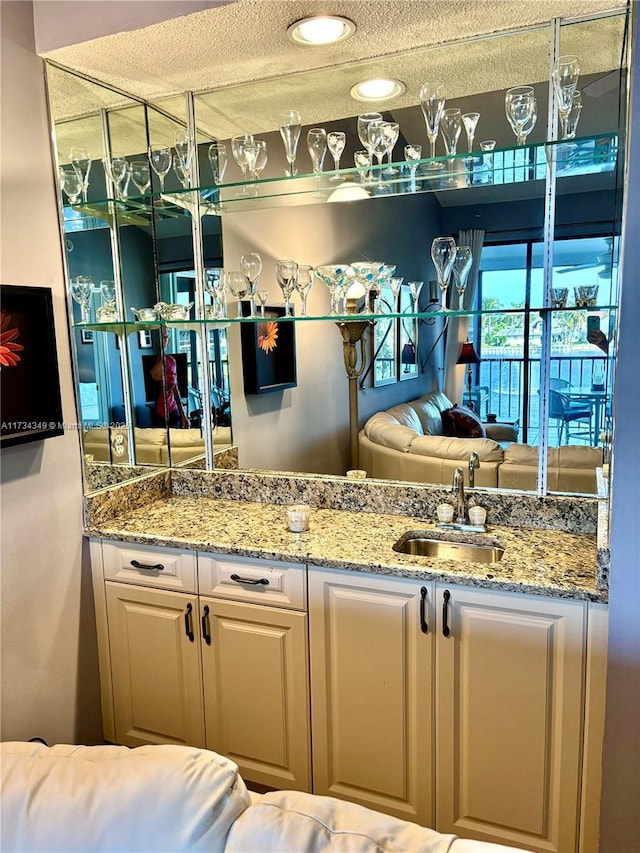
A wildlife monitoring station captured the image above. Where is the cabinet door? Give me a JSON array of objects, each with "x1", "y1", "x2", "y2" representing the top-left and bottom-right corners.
[
  {"x1": 200, "y1": 597, "x2": 311, "y2": 791},
  {"x1": 435, "y1": 583, "x2": 585, "y2": 853},
  {"x1": 105, "y1": 582, "x2": 205, "y2": 748},
  {"x1": 309, "y1": 568, "x2": 433, "y2": 826}
]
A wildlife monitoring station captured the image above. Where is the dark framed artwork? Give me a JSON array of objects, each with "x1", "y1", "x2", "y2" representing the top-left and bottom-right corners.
[
  {"x1": 80, "y1": 329, "x2": 94, "y2": 344},
  {"x1": 240, "y1": 305, "x2": 297, "y2": 395},
  {"x1": 0, "y1": 285, "x2": 64, "y2": 448},
  {"x1": 398, "y1": 284, "x2": 419, "y2": 381}
]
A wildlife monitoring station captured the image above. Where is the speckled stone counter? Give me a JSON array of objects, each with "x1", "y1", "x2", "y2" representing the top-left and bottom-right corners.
[{"x1": 87, "y1": 493, "x2": 604, "y2": 603}]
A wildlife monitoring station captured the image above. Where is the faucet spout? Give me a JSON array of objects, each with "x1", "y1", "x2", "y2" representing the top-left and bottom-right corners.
[
  {"x1": 469, "y1": 452, "x2": 480, "y2": 488},
  {"x1": 452, "y1": 466, "x2": 466, "y2": 525}
]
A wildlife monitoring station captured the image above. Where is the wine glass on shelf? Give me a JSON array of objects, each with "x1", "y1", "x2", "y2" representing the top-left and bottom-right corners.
[
  {"x1": 231, "y1": 134, "x2": 255, "y2": 181},
  {"x1": 227, "y1": 270, "x2": 249, "y2": 318},
  {"x1": 407, "y1": 281, "x2": 424, "y2": 312},
  {"x1": 404, "y1": 144, "x2": 422, "y2": 189},
  {"x1": 354, "y1": 149, "x2": 372, "y2": 183},
  {"x1": 103, "y1": 157, "x2": 128, "y2": 200},
  {"x1": 431, "y1": 236, "x2": 457, "y2": 310},
  {"x1": 275, "y1": 259, "x2": 298, "y2": 317},
  {"x1": 451, "y1": 246, "x2": 473, "y2": 310},
  {"x1": 315, "y1": 265, "x2": 346, "y2": 315},
  {"x1": 387, "y1": 276, "x2": 404, "y2": 312},
  {"x1": 252, "y1": 141, "x2": 268, "y2": 180},
  {"x1": 505, "y1": 86, "x2": 537, "y2": 146},
  {"x1": 148, "y1": 147, "x2": 172, "y2": 192},
  {"x1": 240, "y1": 252, "x2": 262, "y2": 317},
  {"x1": 97, "y1": 280, "x2": 118, "y2": 322},
  {"x1": 307, "y1": 128, "x2": 327, "y2": 175},
  {"x1": 207, "y1": 143, "x2": 228, "y2": 184},
  {"x1": 381, "y1": 122, "x2": 400, "y2": 174},
  {"x1": 327, "y1": 131, "x2": 346, "y2": 180},
  {"x1": 174, "y1": 131, "x2": 193, "y2": 172},
  {"x1": 256, "y1": 290, "x2": 269, "y2": 318},
  {"x1": 419, "y1": 83, "x2": 445, "y2": 168},
  {"x1": 70, "y1": 275, "x2": 94, "y2": 324},
  {"x1": 368, "y1": 122, "x2": 387, "y2": 177},
  {"x1": 479, "y1": 140, "x2": 497, "y2": 183},
  {"x1": 70, "y1": 146, "x2": 92, "y2": 202},
  {"x1": 357, "y1": 112, "x2": 383, "y2": 172},
  {"x1": 295, "y1": 265, "x2": 314, "y2": 316},
  {"x1": 130, "y1": 160, "x2": 151, "y2": 194},
  {"x1": 462, "y1": 112, "x2": 480, "y2": 153},
  {"x1": 205, "y1": 268, "x2": 227, "y2": 319},
  {"x1": 440, "y1": 109, "x2": 462, "y2": 156},
  {"x1": 173, "y1": 154, "x2": 189, "y2": 188},
  {"x1": 243, "y1": 143, "x2": 260, "y2": 189},
  {"x1": 62, "y1": 170, "x2": 82, "y2": 204},
  {"x1": 552, "y1": 55, "x2": 580, "y2": 139},
  {"x1": 564, "y1": 91, "x2": 582, "y2": 140},
  {"x1": 279, "y1": 110, "x2": 302, "y2": 177}
]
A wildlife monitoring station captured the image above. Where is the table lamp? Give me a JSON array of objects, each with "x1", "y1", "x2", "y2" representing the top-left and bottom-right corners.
[{"x1": 456, "y1": 339, "x2": 480, "y2": 408}]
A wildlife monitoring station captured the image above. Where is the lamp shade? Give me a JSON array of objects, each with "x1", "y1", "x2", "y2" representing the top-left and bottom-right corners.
[
  {"x1": 401, "y1": 342, "x2": 416, "y2": 364},
  {"x1": 456, "y1": 340, "x2": 480, "y2": 365}
]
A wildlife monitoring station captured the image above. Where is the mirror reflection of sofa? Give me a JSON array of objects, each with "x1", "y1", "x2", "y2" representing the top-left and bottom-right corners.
[
  {"x1": 82, "y1": 426, "x2": 232, "y2": 465},
  {"x1": 359, "y1": 391, "x2": 603, "y2": 494}
]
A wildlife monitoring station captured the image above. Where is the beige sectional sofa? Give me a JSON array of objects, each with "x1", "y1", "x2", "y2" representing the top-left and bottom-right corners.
[
  {"x1": 359, "y1": 390, "x2": 602, "y2": 493},
  {"x1": 83, "y1": 426, "x2": 231, "y2": 465}
]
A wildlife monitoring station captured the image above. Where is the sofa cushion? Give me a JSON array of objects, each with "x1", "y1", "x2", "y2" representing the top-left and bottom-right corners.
[
  {"x1": 409, "y1": 435, "x2": 503, "y2": 462},
  {"x1": 363, "y1": 413, "x2": 417, "y2": 452},
  {"x1": 385, "y1": 403, "x2": 425, "y2": 435},
  {"x1": 502, "y1": 443, "x2": 540, "y2": 466},
  {"x1": 0, "y1": 741, "x2": 250, "y2": 853},
  {"x1": 226, "y1": 790, "x2": 456, "y2": 853},
  {"x1": 167, "y1": 428, "x2": 206, "y2": 448},
  {"x1": 134, "y1": 427, "x2": 167, "y2": 446},
  {"x1": 408, "y1": 391, "x2": 454, "y2": 436},
  {"x1": 441, "y1": 405, "x2": 486, "y2": 438},
  {"x1": 556, "y1": 445, "x2": 603, "y2": 468}
]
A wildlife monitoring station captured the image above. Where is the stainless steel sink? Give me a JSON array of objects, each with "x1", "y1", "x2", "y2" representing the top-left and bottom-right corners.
[{"x1": 393, "y1": 536, "x2": 504, "y2": 564}]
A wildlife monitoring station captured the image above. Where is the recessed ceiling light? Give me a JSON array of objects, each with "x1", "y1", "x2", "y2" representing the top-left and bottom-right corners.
[
  {"x1": 287, "y1": 15, "x2": 356, "y2": 46},
  {"x1": 350, "y1": 78, "x2": 406, "y2": 102}
]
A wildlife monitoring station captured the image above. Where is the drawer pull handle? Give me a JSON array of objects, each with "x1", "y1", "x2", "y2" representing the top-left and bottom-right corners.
[
  {"x1": 419, "y1": 586, "x2": 429, "y2": 634},
  {"x1": 184, "y1": 603, "x2": 194, "y2": 642},
  {"x1": 201, "y1": 605, "x2": 211, "y2": 646},
  {"x1": 442, "y1": 589, "x2": 451, "y2": 637},
  {"x1": 130, "y1": 560, "x2": 164, "y2": 572},
  {"x1": 230, "y1": 573, "x2": 270, "y2": 586}
]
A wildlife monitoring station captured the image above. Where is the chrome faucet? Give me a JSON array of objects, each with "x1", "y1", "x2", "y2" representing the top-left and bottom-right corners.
[
  {"x1": 469, "y1": 452, "x2": 480, "y2": 488},
  {"x1": 452, "y1": 466, "x2": 466, "y2": 525}
]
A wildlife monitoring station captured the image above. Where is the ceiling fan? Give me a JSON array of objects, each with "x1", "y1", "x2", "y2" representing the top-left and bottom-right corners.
[{"x1": 556, "y1": 238, "x2": 615, "y2": 279}]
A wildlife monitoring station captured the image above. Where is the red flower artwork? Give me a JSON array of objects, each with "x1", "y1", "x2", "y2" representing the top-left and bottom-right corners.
[
  {"x1": 257, "y1": 321, "x2": 278, "y2": 354},
  {"x1": 0, "y1": 310, "x2": 24, "y2": 367}
]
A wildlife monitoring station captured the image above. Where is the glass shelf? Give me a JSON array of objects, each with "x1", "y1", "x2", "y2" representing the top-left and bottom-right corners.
[
  {"x1": 64, "y1": 133, "x2": 618, "y2": 223},
  {"x1": 73, "y1": 303, "x2": 618, "y2": 332}
]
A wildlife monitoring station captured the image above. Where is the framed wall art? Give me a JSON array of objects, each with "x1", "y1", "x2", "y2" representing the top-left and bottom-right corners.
[{"x1": 240, "y1": 305, "x2": 297, "y2": 395}]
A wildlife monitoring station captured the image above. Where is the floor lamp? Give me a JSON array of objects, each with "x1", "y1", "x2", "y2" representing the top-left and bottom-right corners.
[{"x1": 456, "y1": 339, "x2": 480, "y2": 409}]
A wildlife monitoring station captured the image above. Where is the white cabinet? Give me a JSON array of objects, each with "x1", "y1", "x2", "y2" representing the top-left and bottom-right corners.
[
  {"x1": 308, "y1": 568, "x2": 434, "y2": 826},
  {"x1": 105, "y1": 582, "x2": 205, "y2": 748},
  {"x1": 434, "y1": 582, "x2": 585, "y2": 853}
]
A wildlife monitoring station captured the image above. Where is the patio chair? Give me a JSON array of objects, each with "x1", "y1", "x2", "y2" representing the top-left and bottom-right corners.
[{"x1": 549, "y1": 388, "x2": 593, "y2": 444}]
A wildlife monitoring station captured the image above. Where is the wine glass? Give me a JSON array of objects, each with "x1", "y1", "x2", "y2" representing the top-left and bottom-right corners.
[
  {"x1": 440, "y1": 108, "x2": 462, "y2": 156},
  {"x1": 231, "y1": 134, "x2": 255, "y2": 181},
  {"x1": 174, "y1": 131, "x2": 193, "y2": 171},
  {"x1": 381, "y1": 122, "x2": 400, "y2": 174},
  {"x1": 252, "y1": 141, "x2": 268, "y2": 179},
  {"x1": 431, "y1": 236, "x2": 457, "y2": 310},
  {"x1": 173, "y1": 154, "x2": 189, "y2": 188},
  {"x1": 148, "y1": 147, "x2": 172, "y2": 191},
  {"x1": 564, "y1": 91, "x2": 583, "y2": 140},
  {"x1": 96, "y1": 280, "x2": 118, "y2": 322},
  {"x1": 315, "y1": 265, "x2": 350, "y2": 315},
  {"x1": 407, "y1": 281, "x2": 424, "y2": 311},
  {"x1": 419, "y1": 83, "x2": 445, "y2": 167},
  {"x1": 62, "y1": 170, "x2": 82, "y2": 204},
  {"x1": 553, "y1": 55, "x2": 580, "y2": 138},
  {"x1": 307, "y1": 128, "x2": 327, "y2": 175},
  {"x1": 256, "y1": 290, "x2": 269, "y2": 318},
  {"x1": 208, "y1": 143, "x2": 227, "y2": 184},
  {"x1": 70, "y1": 275, "x2": 94, "y2": 324},
  {"x1": 387, "y1": 276, "x2": 404, "y2": 312},
  {"x1": 130, "y1": 160, "x2": 151, "y2": 194},
  {"x1": 354, "y1": 149, "x2": 372, "y2": 183},
  {"x1": 295, "y1": 265, "x2": 314, "y2": 316},
  {"x1": 103, "y1": 157, "x2": 128, "y2": 199},
  {"x1": 241, "y1": 252, "x2": 262, "y2": 317},
  {"x1": 227, "y1": 270, "x2": 248, "y2": 318},
  {"x1": 505, "y1": 86, "x2": 537, "y2": 145},
  {"x1": 357, "y1": 112, "x2": 383, "y2": 168},
  {"x1": 462, "y1": 112, "x2": 480, "y2": 153},
  {"x1": 275, "y1": 259, "x2": 298, "y2": 317},
  {"x1": 327, "y1": 131, "x2": 346, "y2": 180},
  {"x1": 404, "y1": 144, "x2": 422, "y2": 188},
  {"x1": 368, "y1": 122, "x2": 386, "y2": 175},
  {"x1": 451, "y1": 246, "x2": 473, "y2": 309},
  {"x1": 70, "y1": 146, "x2": 91, "y2": 202},
  {"x1": 205, "y1": 268, "x2": 227, "y2": 319},
  {"x1": 279, "y1": 110, "x2": 302, "y2": 177}
]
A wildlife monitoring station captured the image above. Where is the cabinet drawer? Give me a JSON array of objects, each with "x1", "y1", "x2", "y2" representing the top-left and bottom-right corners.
[
  {"x1": 102, "y1": 541, "x2": 197, "y2": 593},
  {"x1": 198, "y1": 553, "x2": 306, "y2": 610}
]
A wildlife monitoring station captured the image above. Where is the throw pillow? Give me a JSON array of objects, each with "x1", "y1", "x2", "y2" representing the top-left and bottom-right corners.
[{"x1": 441, "y1": 405, "x2": 487, "y2": 438}]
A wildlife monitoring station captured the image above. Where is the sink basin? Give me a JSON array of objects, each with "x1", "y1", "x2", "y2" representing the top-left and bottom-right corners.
[{"x1": 393, "y1": 536, "x2": 504, "y2": 564}]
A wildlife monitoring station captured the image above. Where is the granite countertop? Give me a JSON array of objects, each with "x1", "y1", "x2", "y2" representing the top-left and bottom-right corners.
[{"x1": 88, "y1": 495, "x2": 604, "y2": 602}]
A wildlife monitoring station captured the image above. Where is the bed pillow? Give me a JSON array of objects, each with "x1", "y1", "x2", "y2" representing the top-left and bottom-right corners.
[{"x1": 441, "y1": 405, "x2": 486, "y2": 438}]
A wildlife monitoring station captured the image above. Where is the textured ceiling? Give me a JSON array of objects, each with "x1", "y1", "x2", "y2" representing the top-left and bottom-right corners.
[{"x1": 47, "y1": 0, "x2": 628, "y2": 157}]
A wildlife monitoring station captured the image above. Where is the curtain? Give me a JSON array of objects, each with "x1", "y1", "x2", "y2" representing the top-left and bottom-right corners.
[{"x1": 443, "y1": 229, "x2": 485, "y2": 405}]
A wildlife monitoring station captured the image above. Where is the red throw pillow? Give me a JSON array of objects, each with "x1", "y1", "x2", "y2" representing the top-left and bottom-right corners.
[{"x1": 441, "y1": 405, "x2": 486, "y2": 438}]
